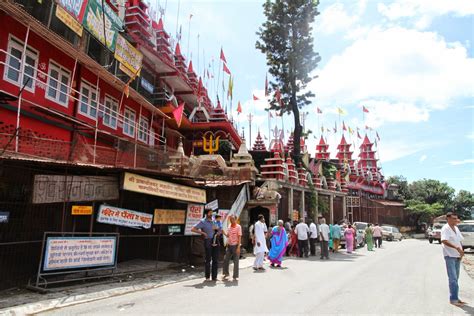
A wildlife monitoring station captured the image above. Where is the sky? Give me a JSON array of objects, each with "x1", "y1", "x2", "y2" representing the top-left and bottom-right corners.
[{"x1": 151, "y1": 0, "x2": 474, "y2": 192}]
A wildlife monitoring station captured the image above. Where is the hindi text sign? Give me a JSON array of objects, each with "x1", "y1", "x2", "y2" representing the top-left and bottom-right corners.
[
  {"x1": 184, "y1": 204, "x2": 204, "y2": 235},
  {"x1": 56, "y1": 5, "x2": 84, "y2": 36},
  {"x1": 115, "y1": 34, "x2": 143, "y2": 76},
  {"x1": 153, "y1": 209, "x2": 186, "y2": 225},
  {"x1": 72, "y1": 205, "x2": 93, "y2": 215},
  {"x1": 97, "y1": 205, "x2": 152, "y2": 229},
  {"x1": 83, "y1": 0, "x2": 123, "y2": 51}
]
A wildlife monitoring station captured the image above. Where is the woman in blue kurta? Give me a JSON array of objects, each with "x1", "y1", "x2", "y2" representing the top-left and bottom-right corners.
[{"x1": 268, "y1": 220, "x2": 289, "y2": 267}]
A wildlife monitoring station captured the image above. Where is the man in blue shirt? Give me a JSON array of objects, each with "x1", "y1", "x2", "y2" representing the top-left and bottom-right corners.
[{"x1": 192, "y1": 208, "x2": 221, "y2": 281}]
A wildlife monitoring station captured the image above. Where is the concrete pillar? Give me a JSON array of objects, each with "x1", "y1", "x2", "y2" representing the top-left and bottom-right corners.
[
  {"x1": 315, "y1": 191, "x2": 319, "y2": 220},
  {"x1": 329, "y1": 194, "x2": 334, "y2": 225},
  {"x1": 300, "y1": 190, "x2": 305, "y2": 219},
  {"x1": 288, "y1": 187, "x2": 294, "y2": 219},
  {"x1": 342, "y1": 195, "x2": 347, "y2": 220}
]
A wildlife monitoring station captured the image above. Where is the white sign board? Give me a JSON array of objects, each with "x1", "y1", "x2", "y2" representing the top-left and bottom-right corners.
[
  {"x1": 97, "y1": 205, "x2": 152, "y2": 229},
  {"x1": 205, "y1": 199, "x2": 219, "y2": 211},
  {"x1": 184, "y1": 204, "x2": 204, "y2": 236}
]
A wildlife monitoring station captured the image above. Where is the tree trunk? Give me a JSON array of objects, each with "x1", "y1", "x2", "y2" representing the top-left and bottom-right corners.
[{"x1": 290, "y1": 71, "x2": 301, "y2": 164}]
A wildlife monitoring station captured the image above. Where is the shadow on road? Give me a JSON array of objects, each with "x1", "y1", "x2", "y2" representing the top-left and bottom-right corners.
[
  {"x1": 459, "y1": 304, "x2": 474, "y2": 315},
  {"x1": 183, "y1": 280, "x2": 218, "y2": 289}
]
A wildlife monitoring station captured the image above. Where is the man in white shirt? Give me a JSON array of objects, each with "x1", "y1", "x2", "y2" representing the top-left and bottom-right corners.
[
  {"x1": 309, "y1": 219, "x2": 319, "y2": 256},
  {"x1": 253, "y1": 214, "x2": 268, "y2": 270},
  {"x1": 440, "y1": 212, "x2": 465, "y2": 306},
  {"x1": 295, "y1": 218, "x2": 310, "y2": 258},
  {"x1": 319, "y1": 217, "x2": 330, "y2": 260}
]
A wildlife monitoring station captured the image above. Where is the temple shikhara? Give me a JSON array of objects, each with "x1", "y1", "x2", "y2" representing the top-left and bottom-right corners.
[{"x1": 0, "y1": 0, "x2": 405, "y2": 290}]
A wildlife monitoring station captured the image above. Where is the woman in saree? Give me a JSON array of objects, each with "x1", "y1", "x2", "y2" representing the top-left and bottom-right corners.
[
  {"x1": 268, "y1": 220, "x2": 289, "y2": 267},
  {"x1": 344, "y1": 224, "x2": 355, "y2": 253},
  {"x1": 329, "y1": 224, "x2": 334, "y2": 251},
  {"x1": 365, "y1": 224, "x2": 375, "y2": 251}
]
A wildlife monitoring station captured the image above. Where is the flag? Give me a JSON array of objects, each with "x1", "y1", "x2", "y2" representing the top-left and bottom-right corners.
[
  {"x1": 264, "y1": 135, "x2": 268, "y2": 140},
  {"x1": 365, "y1": 125, "x2": 371, "y2": 130},
  {"x1": 337, "y1": 107, "x2": 347, "y2": 115},
  {"x1": 326, "y1": 128, "x2": 331, "y2": 133},
  {"x1": 269, "y1": 111, "x2": 273, "y2": 118},
  {"x1": 375, "y1": 139, "x2": 378, "y2": 147},
  {"x1": 317, "y1": 107, "x2": 322, "y2": 114},
  {"x1": 348, "y1": 126, "x2": 354, "y2": 134},
  {"x1": 363, "y1": 106, "x2": 369, "y2": 113},
  {"x1": 223, "y1": 63, "x2": 231, "y2": 75},
  {"x1": 253, "y1": 94, "x2": 259, "y2": 101},
  {"x1": 357, "y1": 131, "x2": 362, "y2": 139},
  {"x1": 265, "y1": 74, "x2": 269, "y2": 97},
  {"x1": 376, "y1": 131, "x2": 380, "y2": 141},
  {"x1": 178, "y1": 25, "x2": 182, "y2": 41},
  {"x1": 333, "y1": 121, "x2": 337, "y2": 133},
  {"x1": 321, "y1": 126, "x2": 324, "y2": 133},
  {"x1": 172, "y1": 102, "x2": 185, "y2": 127},
  {"x1": 343, "y1": 121, "x2": 347, "y2": 131},
  {"x1": 206, "y1": 69, "x2": 210, "y2": 79},
  {"x1": 220, "y1": 48, "x2": 227, "y2": 63},
  {"x1": 227, "y1": 76, "x2": 233, "y2": 99},
  {"x1": 236, "y1": 101, "x2": 242, "y2": 114},
  {"x1": 189, "y1": 14, "x2": 193, "y2": 19}
]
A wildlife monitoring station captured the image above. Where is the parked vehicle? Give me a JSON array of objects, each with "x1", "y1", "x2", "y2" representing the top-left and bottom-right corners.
[
  {"x1": 458, "y1": 221, "x2": 474, "y2": 250},
  {"x1": 428, "y1": 223, "x2": 443, "y2": 244},
  {"x1": 381, "y1": 225, "x2": 403, "y2": 241}
]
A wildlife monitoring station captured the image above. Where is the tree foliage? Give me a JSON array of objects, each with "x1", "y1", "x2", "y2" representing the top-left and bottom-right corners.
[
  {"x1": 386, "y1": 175, "x2": 411, "y2": 200},
  {"x1": 256, "y1": 0, "x2": 321, "y2": 162},
  {"x1": 453, "y1": 190, "x2": 474, "y2": 220},
  {"x1": 408, "y1": 179, "x2": 455, "y2": 212}
]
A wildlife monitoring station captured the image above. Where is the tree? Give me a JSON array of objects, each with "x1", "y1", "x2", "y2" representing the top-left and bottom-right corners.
[
  {"x1": 405, "y1": 200, "x2": 444, "y2": 227},
  {"x1": 408, "y1": 179, "x2": 455, "y2": 212},
  {"x1": 386, "y1": 175, "x2": 411, "y2": 200},
  {"x1": 256, "y1": 0, "x2": 321, "y2": 163},
  {"x1": 453, "y1": 190, "x2": 474, "y2": 220}
]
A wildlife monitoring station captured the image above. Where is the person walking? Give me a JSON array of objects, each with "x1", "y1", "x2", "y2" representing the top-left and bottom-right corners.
[
  {"x1": 309, "y1": 219, "x2": 319, "y2": 256},
  {"x1": 268, "y1": 220, "x2": 289, "y2": 267},
  {"x1": 253, "y1": 214, "x2": 268, "y2": 270},
  {"x1": 295, "y1": 218, "x2": 310, "y2": 258},
  {"x1": 441, "y1": 212, "x2": 466, "y2": 306},
  {"x1": 191, "y1": 208, "x2": 221, "y2": 281},
  {"x1": 373, "y1": 223, "x2": 383, "y2": 248},
  {"x1": 222, "y1": 215, "x2": 242, "y2": 281},
  {"x1": 332, "y1": 222, "x2": 342, "y2": 253},
  {"x1": 365, "y1": 224, "x2": 375, "y2": 251},
  {"x1": 319, "y1": 218, "x2": 330, "y2": 260},
  {"x1": 345, "y1": 224, "x2": 355, "y2": 254}
]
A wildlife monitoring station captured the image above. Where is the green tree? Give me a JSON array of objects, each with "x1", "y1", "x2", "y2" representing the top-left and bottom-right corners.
[
  {"x1": 453, "y1": 190, "x2": 474, "y2": 220},
  {"x1": 405, "y1": 200, "x2": 444, "y2": 223},
  {"x1": 408, "y1": 179, "x2": 455, "y2": 212},
  {"x1": 256, "y1": 0, "x2": 321, "y2": 163},
  {"x1": 386, "y1": 175, "x2": 411, "y2": 200}
]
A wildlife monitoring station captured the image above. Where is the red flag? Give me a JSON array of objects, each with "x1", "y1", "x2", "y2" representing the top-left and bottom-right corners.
[
  {"x1": 253, "y1": 94, "x2": 259, "y2": 101},
  {"x1": 376, "y1": 131, "x2": 380, "y2": 141},
  {"x1": 265, "y1": 74, "x2": 269, "y2": 97},
  {"x1": 363, "y1": 106, "x2": 369, "y2": 113},
  {"x1": 317, "y1": 107, "x2": 322, "y2": 114},
  {"x1": 343, "y1": 121, "x2": 347, "y2": 131},
  {"x1": 237, "y1": 101, "x2": 242, "y2": 114},
  {"x1": 172, "y1": 102, "x2": 185, "y2": 127},
  {"x1": 223, "y1": 63, "x2": 231, "y2": 75},
  {"x1": 357, "y1": 131, "x2": 362, "y2": 139},
  {"x1": 220, "y1": 48, "x2": 227, "y2": 63}
]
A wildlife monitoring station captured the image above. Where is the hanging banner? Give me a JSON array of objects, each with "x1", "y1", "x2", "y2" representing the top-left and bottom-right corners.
[
  {"x1": 228, "y1": 185, "x2": 248, "y2": 219},
  {"x1": 153, "y1": 209, "x2": 186, "y2": 225},
  {"x1": 269, "y1": 205, "x2": 277, "y2": 225},
  {"x1": 346, "y1": 182, "x2": 385, "y2": 195},
  {"x1": 56, "y1": 5, "x2": 84, "y2": 36},
  {"x1": 83, "y1": 0, "x2": 123, "y2": 51},
  {"x1": 123, "y1": 172, "x2": 206, "y2": 204},
  {"x1": 115, "y1": 34, "x2": 143, "y2": 76},
  {"x1": 218, "y1": 209, "x2": 230, "y2": 223},
  {"x1": 205, "y1": 199, "x2": 219, "y2": 211},
  {"x1": 57, "y1": 0, "x2": 88, "y2": 22},
  {"x1": 43, "y1": 236, "x2": 116, "y2": 271},
  {"x1": 184, "y1": 204, "x2": 204, "y2": 236},
  {"x1": 72, "y1": 205, "x2": 93, "y2": 215},
  {"x1": 97, "y1": 205, "x2": 152, "y2": 229}
]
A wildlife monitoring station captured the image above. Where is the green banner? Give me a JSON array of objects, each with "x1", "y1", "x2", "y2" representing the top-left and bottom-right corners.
[{"x1": 83, "y1": 0, "x2": 123, "y2": 52}]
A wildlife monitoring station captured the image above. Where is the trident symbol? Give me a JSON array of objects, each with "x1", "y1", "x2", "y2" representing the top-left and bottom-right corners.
[{"x1": 202, "y1": 133, "x2": 220, "y2": 155}]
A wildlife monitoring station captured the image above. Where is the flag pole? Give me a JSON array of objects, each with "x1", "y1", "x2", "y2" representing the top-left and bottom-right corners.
[
  {"x1": 186, "y1": 14, "x2": 192, "y2": 58},
  {"x1": 175, "y1": 0, "x2": 180, "y2": 40}
]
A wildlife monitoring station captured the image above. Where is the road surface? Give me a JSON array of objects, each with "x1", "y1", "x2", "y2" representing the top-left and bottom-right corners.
[{"x1": 41, "y1": 239, "x2": 474, "y2": 315}]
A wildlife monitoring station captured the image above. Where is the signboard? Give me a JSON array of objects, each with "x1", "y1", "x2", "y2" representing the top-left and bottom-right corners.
[
  {"x1": 228, "y1": 185, "x2": 248, "y2": 219},
  {"x1": 57, "y1": 0, "x2": 88, "y2": 22},
  {"x1": 205, "y1": 199, "x2": 219, "y2": 211},
  {"x1": 43, "y1": 236, "x2": 116, "y2": 271},
  {"x1": 123, "y1": 172, "x2": 206, "y2": 204},
  {"x1": 32, "y1": 175, "x2": 119, "y2": 204},
  {"x1": 83, "y1": 0, "x2": 123, "y2": 51},
  {"x1": 269, "y1": 205, "x2": 277, "y2": 225},
  {"x1": 153, "y1": 209, "x2": 186, "y2": 225},
  {"x1": 56, "y1": 5, "x2": 84, "y2": 36},
  {"x1": 140, "y1": 77, "x2": 154, "y2": 94},
  {"x1": 218, "y1": 209, "x2": 229, "y2": 223},
  {"x1": 346, "y1": 182, "x2": 385, "y2": 195},
  {"x1": 168, "y1": 225, "x2": 181, "y2": 233},
  {"x1": 72, "y1": 205, "x2": 93, "y2": 215},
  {"x1": 0, "y1": 212, "x2": 9, "y2": 223},
  {"x1": 97, "y1": 205, "x2": 152, "y2": 229},
  {"x1": 184, "y1": 204, "x2": 204, "y2": 236},
  {"x1": 115, "y1": 34, "x2": 143, "y2": 77},
  {"x1": 292, "y1": 210, "x2": 299, "y2": 221}
]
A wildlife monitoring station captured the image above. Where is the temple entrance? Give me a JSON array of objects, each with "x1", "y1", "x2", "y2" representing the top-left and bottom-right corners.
[{"x1": 249, "y1": 206, "x2": 270, "y2": 226}]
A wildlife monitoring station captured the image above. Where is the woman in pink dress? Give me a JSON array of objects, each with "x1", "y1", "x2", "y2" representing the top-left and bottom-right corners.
[{"x1": 345, "y1": 224, "x2": 355, "y2": 253}]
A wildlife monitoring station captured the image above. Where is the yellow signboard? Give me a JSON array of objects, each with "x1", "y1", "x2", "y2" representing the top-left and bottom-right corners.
[
  {"x1": 123, "y1": 172, "x2": 206, "y2": 204},
  {"x1": 72, "y1": 205, "x2": 93, "y2": 215},
  {"x1": 115, "y1": 34, "x2": 143, "y2": 77},
  {"x1": 153, "y1": 209, "x2": 186, "y2": 225},
  {"x1": 292, "y1": 210, "x2": 299, "y2": 221},
  {"x1": 56, "y1": 5, "x2": 83, "y2": 37}
]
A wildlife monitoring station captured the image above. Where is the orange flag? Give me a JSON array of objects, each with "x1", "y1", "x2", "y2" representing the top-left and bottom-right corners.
[
  {"x1": 220, "y1": 48, "x2": 227, "y2": 63},
  {"x1": 237, "y1": 101, "x2": 242, "y2": 114},
  {"x1": 172, "y1": 103, "x2": 185, "y2": 127},
  {"x1": 223, "y1": 63, "x2": 231, "y2": 75}
]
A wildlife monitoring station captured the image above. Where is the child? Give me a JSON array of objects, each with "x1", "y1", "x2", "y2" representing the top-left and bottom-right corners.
[{"x1": 212, "y1": 213, "x2": 222, "y2": 247}]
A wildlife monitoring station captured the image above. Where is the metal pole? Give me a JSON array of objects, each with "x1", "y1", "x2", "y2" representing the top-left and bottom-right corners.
[
  {"x1": 134, "y1": 105, "x2": 142, "y2": 168},
  {"x1": 15, "y1": 25, "x2": 31, "y2": 152},
  {"x1": 92, "y1": 75, "x2": 100, "y2": 164}
]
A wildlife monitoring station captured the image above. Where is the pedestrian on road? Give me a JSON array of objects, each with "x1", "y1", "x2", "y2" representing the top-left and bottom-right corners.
[
  {"x1": 268, "y1": 220, "x2": 289, "y2": 267},
  {"x1": 288, "y1": 226, "x2": 299, "y2": 257},
  {"x1": 222, "y1": 215, "x2": 242, "y2": 281},
  {"x1": 332, "y1": 221, "x2": 342, "y2": 253},
  {"x1": 295, "y1": 218, "x2": 310, "y2": 258},
  {"x1": 309, "y1": 218, "x2": 319, "y2": 256},
  {"x1": 191, "y1": 208, "x2": 221, "y2": 281},
  {"x1": 373, "y1": 223, "x2": 383, "y2": 248},
  {"x1": 284, "y1": 218, "x2": 292, "y2": 233},
  {"x1": 253, "y1": 214, "x2": 268, "y2": 270},
  {"x1": 319, "y1": 218, "x2": 330, "y2": 260},
  {"x1": 345, "y1": 224, "x2": 355, "y2": 254},
  {"x1": 365, "y1": 224, "x2": 374, "y2": 251},
  {"x1": 440, "y1": 212, "x2": 466, "y2": 306}
]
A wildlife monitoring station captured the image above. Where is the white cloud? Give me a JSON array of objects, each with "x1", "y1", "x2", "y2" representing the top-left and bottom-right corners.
[
  {"x1": 312, "y1": 27, "x2": 474, "y2": 126},
  {"x1": 449, "y1": 159, "x2": 474, "y2": 166},
  {"x1": 378, "y1": 0, "x2": 474, "y2": 29},
  {"x1": 419, "y1": 154, "x2": 427, "y2": 163},
  {"x1": 318, "y1": 3, "x2": 359, "y2": 35}
]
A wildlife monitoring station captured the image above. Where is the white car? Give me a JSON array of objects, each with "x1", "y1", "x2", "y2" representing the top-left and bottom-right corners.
[
  {"x1": 458, "y1": 221, "x2": 474, "y2": 250},
  {"x1": 381, "y1": 225, "x2": 403, "y2": 241}
]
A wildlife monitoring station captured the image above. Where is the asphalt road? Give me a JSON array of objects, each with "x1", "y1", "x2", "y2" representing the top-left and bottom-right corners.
[{"x1": 42, "y1": 239, "x2": 474, "y2": 315}]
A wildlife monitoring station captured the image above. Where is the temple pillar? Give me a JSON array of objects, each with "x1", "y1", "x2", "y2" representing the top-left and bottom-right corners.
[
  {"x1": 329, "y1": 194, "x2": 334, "y2": 225},
  {"x1": 315, "y1": 191, "x2": 319, "y2": 220},
  {"x1": 342, "y1": 195, "x2": 347, "y2": 221},
  {"x1": 288, "y1": 187, "x2": 294, "y2": 219},
  {"x1": 300, "y1": 190, "x2": 305, "y2": 219}
]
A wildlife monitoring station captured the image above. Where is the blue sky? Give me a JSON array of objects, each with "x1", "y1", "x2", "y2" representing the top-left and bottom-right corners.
[{"x1": 153, "y1": 0, "x2": 473, "y2": 192}]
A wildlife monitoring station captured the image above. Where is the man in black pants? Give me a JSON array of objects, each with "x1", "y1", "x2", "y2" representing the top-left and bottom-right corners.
[
  {"x1": 295, "y1": 218, "x2": 310, "y2": 257},
  {"x1": 191, "y1": 209, "x2": 221, "y2": 281}
]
